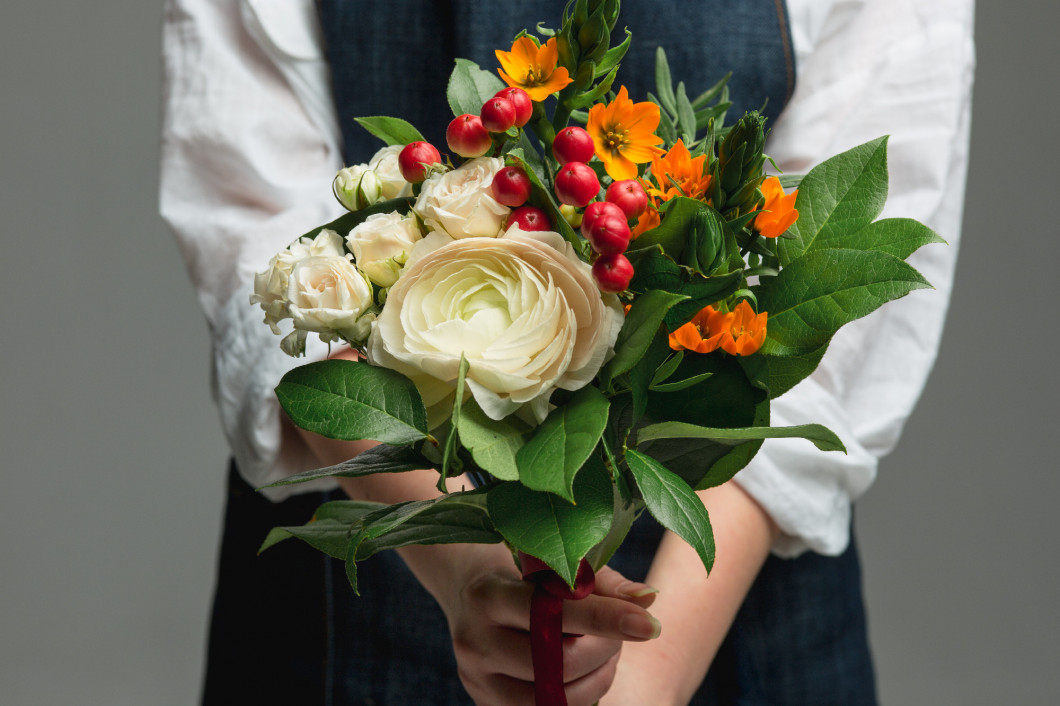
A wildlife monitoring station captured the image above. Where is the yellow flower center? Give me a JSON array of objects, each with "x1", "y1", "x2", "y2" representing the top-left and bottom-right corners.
[{"x1": 604, "y1": 127, "x2": 629, "y2": 153}]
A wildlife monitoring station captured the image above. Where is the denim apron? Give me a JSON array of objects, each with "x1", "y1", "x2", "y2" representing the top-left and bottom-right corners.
[{"x1": 202, "y1": 3, "x2": 877, "y2": 704}]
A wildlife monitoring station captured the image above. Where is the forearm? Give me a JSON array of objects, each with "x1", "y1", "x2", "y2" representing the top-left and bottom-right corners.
[{"x1": 604, "y1": 481, "x2": 777, "y2": 706}]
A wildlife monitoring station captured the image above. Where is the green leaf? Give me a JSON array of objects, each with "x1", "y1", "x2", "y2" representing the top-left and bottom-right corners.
[
  {"x1": 600, "y1": 290, "x2": 688, "y2": 386},
  {"x1": 629, "y1": 333, "x2": 673, "y2": 422},
  {"x1": 458, "y1": 400, "x2": 529, "y2": 481},
  {"x1": 625, "y1": 450, "x2": 715, "y2": 573},
  {"x1": 352, "y1": 491, "x2": 500, "y2": 559},
  {"x1": 262, "y1": 444, "x2": 437, "y2": 488},
  {"x1": 777, "y1": 173, "x2": 804, "y2": 190},
  {"x1": 627, "y1": 249, "x2": 742, "y2": 330},
  {"x1": 654, "y1": 47, "x2": 677, "y2": 117},
  {"x1": 649, "y1": 371, "x2": 713, "y2": 393},
  {"x1": 809, "y1": 217, "x2": 946, "y2": 260},
  {"x1": 761, "y1": 345, "x2": 829, "y2": 400},
  {"x1": 636, "y1": 421, "x2": 846, "y2": 453},
  {"x1": 439, "y1": 356, "x2": 470, "y2": 489},
  {"x1": 756, "y1": 248, "x2": 932, "y2": 356},
  {"x1": 696, "y1": 391, "x2": 769, "y2": 490},
  {"x1": 447, "y1": 58, "x2": 507, "y2": 117},
  {"x1": 354, "y1": 116, "x2": 425, "y2": 146},
  {"x1": 649, "y1": 351, "x2": 683, "y2": 388},
  {"x1": 516, "y1": 386, "x2": 610, "y2": 501},
  {"x1": 258, "y1": 500, "x2": 383, "y2": 558},
  {"x1": 690, "y1": 72, "x2": 731, "y2": 109},
  {"x1": 779, "y1": 137, "x2": 889, "y2": 265},
  {"x1": 276, "y1": 360, "x2": 429, "y2": 445},
  {"x1": 488, "y1": 457, "x2": 614, "y2": 586},
  {"x1": 594, "y1": 27, "x2": 631, "y2": 77},
  {"x1": 676, "y1": 81, "x2": 696, "y2": 144}
]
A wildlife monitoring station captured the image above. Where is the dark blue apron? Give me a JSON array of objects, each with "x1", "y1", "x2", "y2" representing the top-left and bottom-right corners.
[{"x1": 202, "y1": 3, "x2": 877, "y2": 704}]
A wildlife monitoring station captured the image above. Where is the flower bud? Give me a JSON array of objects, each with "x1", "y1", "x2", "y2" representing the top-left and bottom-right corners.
[{"x1": 333, "y1": 165, "x2": 384, "y2": 211}]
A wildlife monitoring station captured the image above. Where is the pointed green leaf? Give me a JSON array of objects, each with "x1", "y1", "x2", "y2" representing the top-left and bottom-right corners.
[
  {"x1": 676, "y1": 81, "x2": 696, "y2": 144},
  {"x1": 756, "y1": 248, "x2": 931, "y2": 356},
  {"x1": 625, "y1": 450, "x2": 715, "y2": 573},
  {"x1": 761, "y1": 345, "x2": 829, "y2": 400},
  {"x1": 447, "y1": 58, "x2": 507, "y2": 117},
  {"x1": 488, "y1": 457, "x2": 613, "y2": 586},
  {"x1": 654, "y1": 47, "x2": 677, "y2": 117},
  {"x1": 648, "y1": 371, "x2": 713, "y2": 393},
  {"x1": 354, "y1": 116, "x2": 425, "y2": 146},
  {"x1": 458, "y1": 401, "x2": 529, "y2": 481},
  {"x1": 516, "y1": 386, "x2": 610, "y2": 501},
  {"x1": 779, "y1": 137, "x2": 889, "y2": 265},
  {"x1": 636, "y1": 420, "x2": 846, "y2": 453},
  {"x1": 809, "y1": 217, "x2": 946, "y2": 260},
  {"x1": 600, "y1": 289, "x2": 688, "y2": 385},
  {"x1": 353, "y1": 491, "x2": 501, "y2": 560},
  {"x1": 263, "y1": 444, "x2": 437, "y2": 488},
  {"x1": 258, "y1": 500, "x2": 383, "y2": 558},
  {"x1": 276, "y1": 360, "x2": 429, "y2": 444}
]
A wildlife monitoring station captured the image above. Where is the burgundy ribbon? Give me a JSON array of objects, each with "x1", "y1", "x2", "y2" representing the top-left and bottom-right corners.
[{"x1": 519, "y1": 553, "x2": 596, "y2": 706}]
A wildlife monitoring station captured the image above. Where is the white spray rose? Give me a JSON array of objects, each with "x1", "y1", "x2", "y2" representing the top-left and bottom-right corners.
[
  {"x1": 367, "y1": 145, "x2": 413, "y2": 200},
  {"x1": 368, "y1": 226, "x2": 624, "y2": 428},
  {"x1": 413, "y1": 157, "x2": 510, "y2": 239},
  {"x1": 251, "y1": 229, "x2": 345, "y2": 333},
  {"x1": 333, "y1": 164, "x2": 383, "y2": 211},
  {"x1": 345, "y1": 212, "x2": 423, "y2": 287},
  {"x1": 285, "y1": 255, "x2": 376, "y2": 355}
]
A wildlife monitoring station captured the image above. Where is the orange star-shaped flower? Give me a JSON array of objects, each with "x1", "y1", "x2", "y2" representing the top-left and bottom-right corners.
[
  {"x1": 753, "y1": 176, "x2": 799, "y2": 238},
  {"x1": 496, "y1": 37, "x2": 573, "y2": 103},
  {"x1": 668, "y1": 301, "x2": 767, "y2": 356},
  {"x1": 586, "y1": 86, "x2": 664, "y2": 181},
  {"x1": 646, "y1": 139, "x2": 713, "y2": 203}
]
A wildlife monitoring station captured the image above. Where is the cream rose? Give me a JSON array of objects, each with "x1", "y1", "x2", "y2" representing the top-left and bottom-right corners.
[
  {"x1": 413, "y1": 157, "x2": 510, "y2": 239},
  {"x1": 346, "y1": 212, "x2": 423, "y2": 287},
  {"x1": 368, "y1": 226, "x2": 624, "y2": 427},
  {"x1": 251, "y1": 229, "x2": 345, "y2": 333},
  {"x1": 333, "y1": 164, "x2": 383, "y2": 211},
  {"x1": 367, "y1": 145, "x2": 414, "y2": 200},
  {"x1": 286, "y1": 255, "x2": 376, "y2": 352}
]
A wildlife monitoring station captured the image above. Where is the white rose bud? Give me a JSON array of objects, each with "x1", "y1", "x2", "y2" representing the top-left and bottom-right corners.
[
  {"x1": 368, "y1": 226, "x2": 624, "y2": 428},
  {"x1": 286, "y1": 255, "x2": 376, "y2": 346},
  {"x1": 367, "y1": 145, "x2": 414, "y2": 200},
  {"x1": 333, "y1": 164, "x2": 384, "y2": 211},
  {"x1": 413, "y1": 156, "x2": 510, "y2": 239},
  {"x1": 251, "y1": 230, "x2": 345, "y2": 333},
  {"x1": 346, "y1": 212, "x2": 423, "y2": 287}
]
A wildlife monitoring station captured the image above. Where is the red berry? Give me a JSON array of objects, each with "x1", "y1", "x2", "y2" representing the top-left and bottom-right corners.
[
  {"x1": 491, "y1": 166, "x2": 531, "y2": 207},
  {"x1": 592, "y1": 253, "x2": 634, "y2": 293},
  {"x1": 605, "y1": 179, "x2": 648, "y2": 219},
  {"x1": 397, "y1": 141, "x2": 442, "y2": 183},
  {"x1": 580, "y1": 200, "x2": 627, "y2": 238},
  {"x1": 494, "y1": 87, "x2": 533, "y2": 127},
  {"x1": 554, "y1": 162, "x2": 600, "y2": 207},
  {"x1": 480, "y1": 97, "x2": 516, "y2": 133},
  {"x1": 446, "y1": 114, "x2": 493, "y2": 158},
  {"x1": 507, "y1": 205, "x2": 552, "y2": 232},
  {"x1": 552, "y1": 126, "x2": 595, "y2": 165},
  {"x1": 587, "y1": 213, "x2": 632, "y2": 255}
]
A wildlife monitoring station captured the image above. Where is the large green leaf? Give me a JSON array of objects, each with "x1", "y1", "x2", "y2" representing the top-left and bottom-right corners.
[
  {"x1": 756, "y1": 249, "x2": 931, "y2": 356},
  {"x1": 779, "y1": 137, "x2": 889, "y2": 266},
  {"x1": 516, "y1": 386, "x2": 610, "y2": 501},
  {"x1": 761, "y1": 345, "x2": 829, "y2": 400},
  {"x1": 458, "y1": 401, "x2": 528, "y2": 481},
  {"x1": 599, "y1": 289, "x2": 688, "y2": 387},
  {"x1": 488, "y1": 457, "x2": 614, "y2": 587},
  {"x1": 447, "y1": 58, "x2": 506, "y2": 118},
  {"x1": 808, "y1": 217, "x2": 946, "y2": 260},
  {"x1": 636, "y1": 420, "x2": 846, "y2": 453},
  {"x1": 263, "y1": 443, "x2": 437, "y2": 488},
  {"x1": 276, "y1": 360, "x2": 429, "y2": 444},
  {"x1": 625, "y1": 450, "x2": 715, "y2": 573},
  {"x1": 258, "y1": 500, "x2": 383, "y2": 558},
  {"x1": 627, "y1": 249, "x2": 742, "y2": 330},
  {"x1": 354, "y1": 116, "x2": 425, "y2": 146}
]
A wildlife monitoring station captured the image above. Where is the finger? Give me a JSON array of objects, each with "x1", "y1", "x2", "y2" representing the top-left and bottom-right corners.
[
  {"x1": 563, "y1": 594, "x2": 662, "y2": 642},
  {"x1": 565, "y1": 650, "x2": 622, "y2": 706},
  {"x1": 593, "y1": 565, "x2": 660, "y2": 609},
  {"x1": 460, "y1": 669, "x2": 536, "y2": 706},
  {"x1": 464, "y1": 573, "x2": 534, "y2": 629}
]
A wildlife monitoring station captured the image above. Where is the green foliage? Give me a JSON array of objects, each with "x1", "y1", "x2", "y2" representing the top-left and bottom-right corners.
[
  {"x1": 447, "y1": 58, "x2": 507, "y2": 117},
  {"x1": 599, "y1": 289, "x2": 688, "y2": 388},
  {"x1": 263, "y1": 444, "x2": 438, "y2": 488},
  {"x1": 489, "y1": 456, "x2": 614, "y2": 587},
  {"x1": 439, "y1": 356, "x2": 471, "y2": 489},
  {"x1": 627, "y1": 249, "x2": 742, "y2": 330},
  {"x1": 636, "y1": 420, "x2": 845, "y2": 453},
  {"x1": 354, "y1": 116, "x2": 425, "y2": 146},
  {"x1": 458, "y1": 400, "x2": 529, "y2": 482},
  {"x1": 275, "y1": 360, "x2": 429, "y2": 445},
  {"x1": 259, "y1": 500, "x2": 383, "y2": 558}
]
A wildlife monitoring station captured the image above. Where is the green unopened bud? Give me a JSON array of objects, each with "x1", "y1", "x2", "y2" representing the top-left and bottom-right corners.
[
  {"x1": 717, "y1": 111, "x2": 767, "y2": 201},
  {"x1": 333, "y1": 165, "x2": 384, "y2": 211}
]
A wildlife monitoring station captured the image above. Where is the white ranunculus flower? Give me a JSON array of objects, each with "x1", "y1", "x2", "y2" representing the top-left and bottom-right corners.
[
  {"x1": 346, "y1": 212, "x2": 423, "y2": 287},
  {"x1": 287, "y1": 255, "x2": 376, "y2": 350},
  {"x1": 367, "y1": 145, "x2": 413, "y2": 200},
  {"x1": 333, "y1": 164, "x2": 383, "y2": 211},
  {"x1": 251, "y1": 229, "x2": 345, "y2": 333},
  {"x1": 368, "y1": 226, "x2": 624, "y2": 428},
  {"x1": 413, "y1": 156, "x2": 510, "y2": 239}
]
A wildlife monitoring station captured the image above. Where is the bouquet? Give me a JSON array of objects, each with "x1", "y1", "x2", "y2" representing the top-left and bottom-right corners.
[{"x1": 251, "y1": 1, "x2": 940, "y2": 701}]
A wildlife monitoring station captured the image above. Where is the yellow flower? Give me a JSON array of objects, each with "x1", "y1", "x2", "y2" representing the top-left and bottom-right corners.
[
  {"x1": 753, "y1": 176, "x2": 799, "y2": 238},
  {"x1": 586, "y1": 86, "x2": 664, "y2": 180},
  {"x1": 668, "y1": 301, "x2": 767, "y2": 356},
  {"x1": 495, "y1": 37, "x2": 573, "y2": 102}
]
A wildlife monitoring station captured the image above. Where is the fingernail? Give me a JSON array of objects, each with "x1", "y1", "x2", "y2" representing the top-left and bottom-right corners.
[
  {"x1": 621, "y1": 613, "x2": 662, "y2": 640},
  {"x1": 619, "y1": 583, "x2": 659, "y2": 599}
]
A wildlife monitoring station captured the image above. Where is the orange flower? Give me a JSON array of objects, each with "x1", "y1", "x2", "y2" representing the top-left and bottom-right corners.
[
  {"x1": 753, "y1": 176, "x2": 798, "y2": 238},
  {"x1": 495, "y1": 37, "x2": 573, "y2": 102},
  {"x1": 630, "y1": 201, "x2": 660, "y2": 238},
  {"x1": 586, "y1": 86, "x2": 664, "y2": 180},
  {"x1": 668, "y1": 301, "x2": 767, "y2": 356},
  {"x1": 645, "y1": 139, "x2": 713, "y2": 203}
]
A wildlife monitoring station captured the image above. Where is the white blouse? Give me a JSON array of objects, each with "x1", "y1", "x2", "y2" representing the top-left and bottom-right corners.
[{"x1": 160, "y1": 0, "x2": 975, "y2": 556}]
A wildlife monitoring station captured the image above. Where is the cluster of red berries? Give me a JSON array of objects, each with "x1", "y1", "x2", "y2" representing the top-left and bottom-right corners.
[{"x1": 397, "y1": 89, "x2": 647, "y2": 293}]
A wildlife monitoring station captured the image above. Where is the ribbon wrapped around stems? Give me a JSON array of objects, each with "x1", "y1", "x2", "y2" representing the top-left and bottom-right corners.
[{"x1": 519, "y1": 552, "x2": 597, "y2": 706}]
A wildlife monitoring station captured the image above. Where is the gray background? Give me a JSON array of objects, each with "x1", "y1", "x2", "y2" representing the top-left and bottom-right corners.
[{"x1": 1, "y1": 2, "x2": 1056, "y2": 704}]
